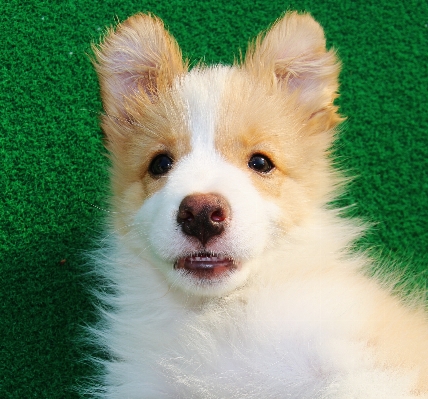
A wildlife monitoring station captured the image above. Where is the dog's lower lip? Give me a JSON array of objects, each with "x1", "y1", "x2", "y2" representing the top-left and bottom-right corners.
[{"x1": 174, "y1": 254, "x2": 236, "y2": 278}]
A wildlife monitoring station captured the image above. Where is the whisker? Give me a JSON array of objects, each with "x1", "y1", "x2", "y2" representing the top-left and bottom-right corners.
[{"x1": 82, "y1": 200, "x2": 119, "y2": 214}]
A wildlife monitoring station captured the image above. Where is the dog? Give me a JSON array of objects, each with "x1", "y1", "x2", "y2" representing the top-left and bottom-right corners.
[{"x1": 89, "y1": 11, "x2": 428, "y2": 398}]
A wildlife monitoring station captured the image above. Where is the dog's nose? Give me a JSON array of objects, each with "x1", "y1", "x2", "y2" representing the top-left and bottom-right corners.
[{"x1": 176, "y1": 193, "x2": 230, "y2": 245}]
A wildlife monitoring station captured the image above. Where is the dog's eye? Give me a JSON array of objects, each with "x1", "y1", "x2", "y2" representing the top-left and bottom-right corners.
[
  {"x1": 149, "y1": 154, "x2": 173, "y2": 176},
  {"x1": 248, "y1": 154, "x2": 274, "y2": 174}
]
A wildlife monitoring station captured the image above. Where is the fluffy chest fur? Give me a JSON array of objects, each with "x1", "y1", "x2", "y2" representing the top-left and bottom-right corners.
[{"x1": 89, "y1": 12, "x2": 428, "y2": 398}]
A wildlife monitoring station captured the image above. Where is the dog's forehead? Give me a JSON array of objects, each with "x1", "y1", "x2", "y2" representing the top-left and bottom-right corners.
[{"x1": 174, "y1": 66, "x2": 232, "y2": 150}]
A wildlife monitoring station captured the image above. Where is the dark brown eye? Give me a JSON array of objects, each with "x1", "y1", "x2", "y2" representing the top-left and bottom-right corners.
[
  {"x1": 149, "y1": 154, "x2": 173, "y2": 176},
  {"x1": 248, "y1": 154, "x2": 274, "y2": 174}
]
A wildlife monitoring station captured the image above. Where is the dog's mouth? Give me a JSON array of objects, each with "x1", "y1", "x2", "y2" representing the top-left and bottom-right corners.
[{"x1": 174, "y1": 252, "x2": 237, "y2": 279}]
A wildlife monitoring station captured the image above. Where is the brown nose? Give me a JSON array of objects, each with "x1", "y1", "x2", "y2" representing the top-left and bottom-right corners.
[{"x1": 176, "y1": 193, "x2": 230, "y2": 245}]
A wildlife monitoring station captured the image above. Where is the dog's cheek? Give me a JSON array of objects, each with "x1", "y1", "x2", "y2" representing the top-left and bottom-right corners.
[
  {"x1": 222, "y1": 188, "x2": 278, "y2": 256},
  {"x1": 110, "y1": 182, "x2": 145, "y2": 234},
  {"x1": 110, "y1": 171, "x2": 165, "y2": 228},
  {"x1": 247, "y1": 173, "x2": 312, "y2": 237},
  {"x1": 273, "y1": 178, "x2": 314, "y2": 231},
  {"x1": 134, "y1": 187, "x2": 190, "y2": 260}
]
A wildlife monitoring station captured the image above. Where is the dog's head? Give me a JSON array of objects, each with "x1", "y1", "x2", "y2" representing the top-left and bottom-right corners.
[{"x1": 93, "y1": 12, "x2": 342, "y2": 296}]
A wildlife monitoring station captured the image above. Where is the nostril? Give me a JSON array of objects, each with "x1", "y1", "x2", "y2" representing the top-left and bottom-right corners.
[
  {"x1": 210, "y1": 209, "x2": 225, "y2": 223},
  {"x1": 181, "y1": 210, "x2": 194, "y2": 222},
  {"x1": 177, "y1": 209, "x2": 195, "y2": 222}
]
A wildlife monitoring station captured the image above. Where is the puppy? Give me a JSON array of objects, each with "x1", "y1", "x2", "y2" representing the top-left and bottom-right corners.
[{"x1": 89, "y1": 11, "x2": 428, "y2": 398}]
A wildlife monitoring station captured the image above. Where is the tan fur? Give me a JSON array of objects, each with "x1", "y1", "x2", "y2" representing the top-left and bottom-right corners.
[
  {"x1": 93, "y1": 11, "x2": 428, "y2": 394},
  {"x1": 216, "y1": 13, "x2": 343, "y2": 230},
  {"x1": 93, "y1": 14, "x2": 191, "y2": 232},
  {"x1": 93, "y1": 14, "x2": 187, "y2": 117},
  {"x1": 245, "y1": 12, "x2": 340, "y2": 116},
  {"x1": 101, "y1": 92, "x2": 193, "y2": 233},
  {"x1": 364, "y1": 291, "x2": 428, "y2": 391}
]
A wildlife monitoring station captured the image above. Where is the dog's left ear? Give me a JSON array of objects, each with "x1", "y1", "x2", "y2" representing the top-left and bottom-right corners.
[
  {"x1": 245, "y1": 12, "x2": 340, "y2": 121},
  {"x1": 92, "y1": 13, "x2": 186, "y2": 119}
]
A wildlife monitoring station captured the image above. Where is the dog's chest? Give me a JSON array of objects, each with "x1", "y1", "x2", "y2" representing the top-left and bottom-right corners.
[{"x1": 121, "y1": 281, "x2": 359, "y2": 396}]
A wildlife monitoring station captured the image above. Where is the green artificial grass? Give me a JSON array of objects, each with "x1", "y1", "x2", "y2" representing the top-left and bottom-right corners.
[{"x1": 0, "y1": 0, "x2": 427, "y2": 397}]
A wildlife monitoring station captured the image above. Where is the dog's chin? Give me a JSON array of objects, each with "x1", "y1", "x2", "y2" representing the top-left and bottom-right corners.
[{"x1": 171, "y1": 252, "x2": 245, "y2": 297}]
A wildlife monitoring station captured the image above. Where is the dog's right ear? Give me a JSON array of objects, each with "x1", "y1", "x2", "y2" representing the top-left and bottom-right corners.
[
  {"x1": 244, "y1": 12, "x2": 340, "y2": 125},
  {"x1": 92, "y1": 14, "x2": 186, "y2": 118}
]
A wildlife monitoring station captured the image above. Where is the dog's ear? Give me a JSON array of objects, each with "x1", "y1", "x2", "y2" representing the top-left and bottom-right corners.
[
  {"x1": 245, "y1": 12, "x2": 340, "y2": 119},
  {"x1": 93, "y1": 14, "x2": 186, "y2": 118}
]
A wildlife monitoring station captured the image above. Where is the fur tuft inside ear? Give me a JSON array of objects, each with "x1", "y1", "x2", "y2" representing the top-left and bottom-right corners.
[
  {"x1": 92, "y1": 13, "x2": 186, "y2": 118},
  {"x1": 245, "y1": 12, "x2": 340, "y2": 117}
]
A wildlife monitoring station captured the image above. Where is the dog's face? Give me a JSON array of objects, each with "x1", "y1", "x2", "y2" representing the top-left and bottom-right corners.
[{"x1": 94, "y1": 13, "x2": 341, "y2": 296}]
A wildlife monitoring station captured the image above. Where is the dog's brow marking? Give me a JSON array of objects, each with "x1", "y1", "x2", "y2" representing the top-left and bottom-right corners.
[{"x1": 176, "y1": 67, "x2": 231, "y2": 152}]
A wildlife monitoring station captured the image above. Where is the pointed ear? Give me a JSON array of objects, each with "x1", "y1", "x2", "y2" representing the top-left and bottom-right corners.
[
  {"x1": 92, "y1": 14, "x2": 186, "y2": 117},
  {"x1": 245, "y1": 12, "x2": 340, "y2": 116}
]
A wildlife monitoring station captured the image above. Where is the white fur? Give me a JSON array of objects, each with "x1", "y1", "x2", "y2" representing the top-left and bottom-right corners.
[
  {"x1": 91, "y1": 209, "x2": 425, "y2": 398},
  {"x1": 177, "y1": 66, "x2": 231, "y2": 149},
  {"x1": 89, "y1": 21, "x2": 428, "y2": 398}
]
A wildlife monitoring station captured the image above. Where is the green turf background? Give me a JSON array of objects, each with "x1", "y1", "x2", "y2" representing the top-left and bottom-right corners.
[{"x1": 1, "y1": 0, "x2": 427, "y2": 397}]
